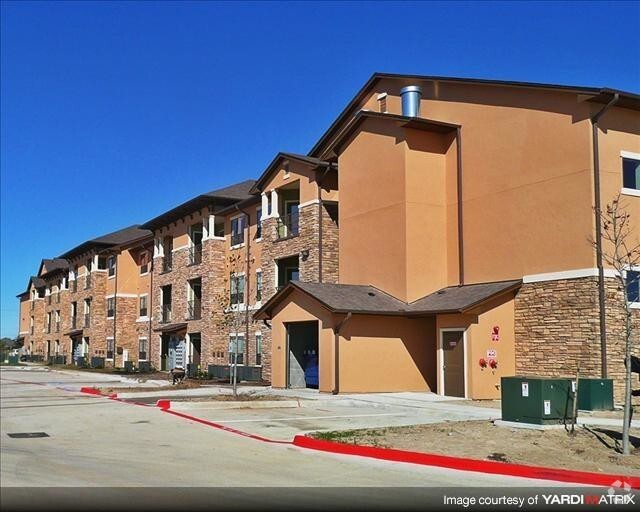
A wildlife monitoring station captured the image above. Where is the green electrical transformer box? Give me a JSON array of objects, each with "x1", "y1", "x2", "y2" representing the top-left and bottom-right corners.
[
  {"x1": 577, "y1": 378, "x2": 614, "y2": 411},
  {"x1": 501, "y1": 376, "x2": 575, "y2": 425}
]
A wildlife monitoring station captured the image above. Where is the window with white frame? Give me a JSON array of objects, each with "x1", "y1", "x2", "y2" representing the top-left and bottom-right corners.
[
  {"x1": 107, "y1": 256, "x2": 116, "y2": 277},
  {"x1": 230, "y1": 215, "x2": 245, "y2": 247},
  {"x1": 256, "y1": 207, "x2": 262, "y2": 239},
  {"x1": 230, "y1": 273, "x2": 245, "y2": 306},
  {"x1": 139, "y1": 251, "x2": 149, "y2": 275},
  {"x1": 139, "y1": 295, "x2": 148, "y2": 317},
  {"x1": 106, "y1": 297, "x2": 115, "y2": 318},
  {"x1": 622, "y1": 154, "x2": 640, "y2": 193},
  {"x1": 229, "y1": 334, "x2": 245, "y2": 365},
  {"x1": 255, "y1": 332, "x2": 262, "y2": 366},
  {"x1": 624, "y1": 268, "x2": 640, "y2": 305},
  {"x1": 138, "y1": 337, "x2": 148, "y2": 361},
  {"x1": 256, "y1": 270, "x2": 262, "y2": 302},
  {"x1": 106, "y1": 337, "x2": 114, "y2": 360}
]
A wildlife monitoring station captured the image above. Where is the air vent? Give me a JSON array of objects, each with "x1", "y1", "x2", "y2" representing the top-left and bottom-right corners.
[
  {"x1": 367, "y1": 292, "x2": 376, "y2": 297},
  {"x1": 7, "y1": 432, "x2": 49, "y2": 439}
]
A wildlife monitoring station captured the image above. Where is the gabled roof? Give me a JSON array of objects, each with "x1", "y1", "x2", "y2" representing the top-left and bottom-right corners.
[
  {"x1": 38, "y1": 258, "x2": 69, "y2": 278},
  {"x1": 16, "y1": 276, "x2": 46, "y2": 298},
  {"x1": 308, "y1": 72, "x2": 640, "y2": 158},
  {"x1": 141, "y1": 179, "x2": 256, "y2": 230},
  {"x1": 249, "y1": 152, "x2": 336, "y2": 194},
  {"x1": 58, "y1": 225, "x2": 152, "y2": 260},
  {"x1": 255, "y1": 279, "x2": 521, "y2": 319}
]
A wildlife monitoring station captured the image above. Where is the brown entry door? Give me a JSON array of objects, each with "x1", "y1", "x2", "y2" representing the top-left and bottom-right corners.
[{"x1": 442, "y1": 330, "x2": 465, "y2": 397}]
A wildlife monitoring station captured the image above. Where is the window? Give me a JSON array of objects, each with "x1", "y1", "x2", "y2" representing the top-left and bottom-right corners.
[
  {"x1": 625, "y1": 269, "x2": 640, "y2": 303},
  {"x1": 107, "y1": 256, "x2": 116, "y2": 277},
  {"x1": 46, "y1": 312, "x2": 52, "y2": 333},
  {"x1": 622, "y1": 157, "x2": 640, "y2": 192},
  {"x1": 107, "y1": 297, "x2": 115, "y2": 318},
  {"x1": 139, "y1": 252, "x2": 149, "y2": 275},
  {"x1": 106, "y1": 338, "x2": 114, "y2": 360},
  {"x1": 256, "y1": 271, "x2": 262, "y2": 302},
  {"x1": 229, "y1": 334, "x2": 245, "y2": 365},
  {"x1": 84, "y1": 299, "x2": 91, "y2": 327},
  {"x1": 97, "y1": 256, "x2": 107, "y2": 270},
  {"x1": 378, "y1": 92, "x2": 388, "y2": 113},
  {"x1": 139, "y1": 295, "x2": 148, "y2": 317},
  {"x1": 55, "y1": 310, "x2": 60, "y2": 332},
  {"x1": 138, "y1": 337, "x2": 148, "y2": 361},
  {"x1": 256, "y1": 207, "x2": 262, "y2": 239},
  {"x1": 255, "y1": 333, "x2": 262, "y2": 366},
  {"x1": 231, "y1": 215, "x2": 245, "y2": 247},
  {"x1": 30, "y1": 316, "x2": 34, "y2": 335},
  {"x1": 214, "y1": 219, "x2": 225, "y2": 238},
  {"x1": 230, "y1": 273, "x2": 245, "y2": 306}
]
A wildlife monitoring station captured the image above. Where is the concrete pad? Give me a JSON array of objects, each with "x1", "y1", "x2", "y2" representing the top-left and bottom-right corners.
[{"x1": 169, "y1": 400, "x2": 302, "y2": 411}]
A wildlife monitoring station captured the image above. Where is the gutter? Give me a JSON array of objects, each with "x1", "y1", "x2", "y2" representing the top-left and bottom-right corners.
[
  {"x1": 456, "y1": 127, "x2": 464, "y2": 285},
  {"x1": 332, "y1": 312, "x2": 352, "y2": 395},
  {"x1": 590, "y1": 92, "x2": 620, "y2": 379}
]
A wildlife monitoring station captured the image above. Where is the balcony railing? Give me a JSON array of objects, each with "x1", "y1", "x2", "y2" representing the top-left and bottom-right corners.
[
  {"x1": 231, "y1": 232, "x2": 244, "y2": 247},
  {"x1": 276, "y1": 211, "x2": 299, "y2": 239},
  {"x1": 162, "y1": 253, "x2": 173, "y2": 273},
  {"x1": 85, "y1": 274, "x2": 92, "y2": 290},
  {"x1": 161, "y1": 304, "x2": 172, "y2": 323},
  {"x1": 189, "y1": 244, "x2": 202, "y2": 265},
  {"x1": 187, "y1": 299, "x2": 201, "y2": 320},
  {"x1": 84, "y1": 313, "x2": 90, "y2": 328}
]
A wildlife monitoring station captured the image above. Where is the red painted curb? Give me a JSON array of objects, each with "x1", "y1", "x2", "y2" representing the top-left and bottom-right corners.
[
  {"x1": 292, "y1": 436, "x2": 640, "y2": 489},
  {"x1": 156, "y1": 400, "x2": 171, "y2": 410},
  {"x1": 161, "y1": 408, "x2": 291, "y2": 445},
  {"x1": 79, "y1": 387, "x2": 102, "y2": 395}
]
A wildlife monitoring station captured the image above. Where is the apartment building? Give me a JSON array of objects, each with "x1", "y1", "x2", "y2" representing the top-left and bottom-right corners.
[
  {"x1": 17, "y1": 226, "x2": 152, "y2": 366},
  {"x1": 255, "y1": 74, "x2": 640, "y2": 402},
  {"x1": 17, "y1": 73, "x2": 639, "y2": 403}
]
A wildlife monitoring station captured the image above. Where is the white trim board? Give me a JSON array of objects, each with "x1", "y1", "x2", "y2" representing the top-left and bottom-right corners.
[
  {"x1": 523, "y1": 268, "x2": 618, "y2": 283},
  {"x1": 620, "y1": 150, "x2": 640, "y2": 160}
]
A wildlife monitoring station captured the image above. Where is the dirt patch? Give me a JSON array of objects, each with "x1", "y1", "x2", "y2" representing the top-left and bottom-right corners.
[
  {"x1": 455, "y1": 399, "x2": 501, "y2": 410},
  {"x1": 310, "y1": 420, "x2": 640, "y2": 476}
]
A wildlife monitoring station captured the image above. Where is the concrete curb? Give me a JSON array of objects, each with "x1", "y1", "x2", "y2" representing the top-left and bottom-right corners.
[
  {"x1": 168, "y1": 400, "x2": 301, "y2": 410},
  {"x1": 292, "y1": 435, "x2": 640, "y2": 489}
]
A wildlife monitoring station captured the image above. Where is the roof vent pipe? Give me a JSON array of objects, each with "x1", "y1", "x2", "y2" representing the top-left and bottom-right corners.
[{"x1": 400, "y1": 85, "x2": 422, "y2": 117}]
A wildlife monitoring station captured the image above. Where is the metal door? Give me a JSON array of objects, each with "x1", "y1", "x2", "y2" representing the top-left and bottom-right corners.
[{"x1": 442, "y1": 330, "x2": 465, "y2": 398}]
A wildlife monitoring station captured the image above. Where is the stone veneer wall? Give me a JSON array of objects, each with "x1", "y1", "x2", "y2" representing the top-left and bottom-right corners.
[{"x1": 515, "y1": 275, "x2": 638, "y2": 404}]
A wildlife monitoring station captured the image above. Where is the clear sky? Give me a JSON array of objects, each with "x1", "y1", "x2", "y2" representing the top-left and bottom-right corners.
[{"x1": 1, "y1": 1, "x2": 639, "y2": 337}]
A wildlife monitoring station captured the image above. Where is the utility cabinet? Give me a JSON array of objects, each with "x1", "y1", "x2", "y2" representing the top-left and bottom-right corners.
[
  {"x1": 501, "y1": 376, "x2": 575, "y2": 425},
  {"x1": 577, "y1": 378, "x2": 614, "y2": 411}
]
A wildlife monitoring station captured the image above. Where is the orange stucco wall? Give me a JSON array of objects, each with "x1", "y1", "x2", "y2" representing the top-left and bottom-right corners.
[
  {"x1": 436, "y1": 294, "x2": 516, "y2": 399},
  {"x1": 339, "y1": 315, "x2": 436, "y2": 393},
  {"x1": 331, "y1": 80, "x2": 640, "y2": 290}
]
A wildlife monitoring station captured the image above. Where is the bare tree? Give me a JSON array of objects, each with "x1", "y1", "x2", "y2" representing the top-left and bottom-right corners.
[{"x1": 594, "y1": 193, "x2": 639, "y2": 456}]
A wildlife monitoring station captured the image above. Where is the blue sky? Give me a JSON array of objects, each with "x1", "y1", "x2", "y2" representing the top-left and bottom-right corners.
[{"x1": 1, "y1": 1, "x2": 639, "y2": 337}]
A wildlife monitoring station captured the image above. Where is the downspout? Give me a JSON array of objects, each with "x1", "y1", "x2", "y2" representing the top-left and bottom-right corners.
[
  {"x1": 148, "y1": 248, "x2": 154, "y2": 368},
  {"x1": 591, "y1": 93, "x2": 619, "y2": 379},
  {"x1": 456, "y1": 127, "x2": 464, "y2": 285},
  {"x1": 112, "y1": 252, "x2": 118, "y2": 368},
  {"x1": 332, "y1": 312, "x2": 352, "y2": 395},
  {"x1": 317, "y1": 165, "x2": 332, "y2": 283},
  {"x1": 234, "y1": 205, "x2": 252, "y2": 365}
]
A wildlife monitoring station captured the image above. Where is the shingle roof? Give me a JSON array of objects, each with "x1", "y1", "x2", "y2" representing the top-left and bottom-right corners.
[
  {"x1": 17, "y1": 276, "x2": 46, "y2": 297},
  {"x1": 255, "y1": 279, "x2": 521, "y2": 319},
  {"x1": 39, "y1": 258, "x2": 69, "y2": 277},
  {"x1": 58, "y1": 225, "x2": 151, "y2": 260},
  {"x1": 141, "y1": 179, "x2": 256, "y2": 230}
]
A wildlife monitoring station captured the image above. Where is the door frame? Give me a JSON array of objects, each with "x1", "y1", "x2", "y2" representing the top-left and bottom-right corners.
[{"x1": 438, "y1": 328, "x2": 468, "y2": 398}]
